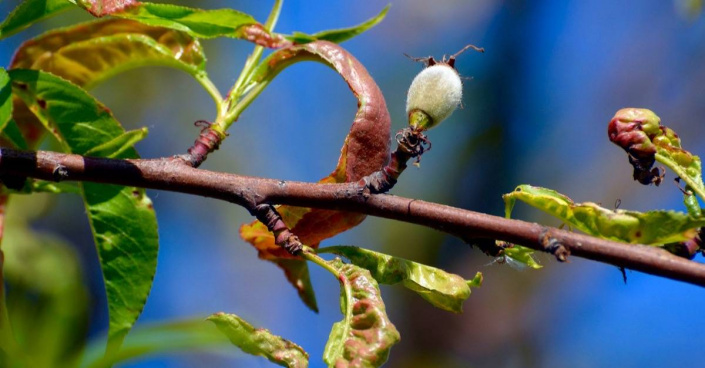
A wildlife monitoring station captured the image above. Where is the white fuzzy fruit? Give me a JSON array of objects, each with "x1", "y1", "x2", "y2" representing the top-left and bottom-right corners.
[{"x1": 406, "y1": 64, "x2": 462, "y2": 128}]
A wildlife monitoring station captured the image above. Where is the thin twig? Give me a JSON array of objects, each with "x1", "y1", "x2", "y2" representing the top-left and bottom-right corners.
[{"x1": 1, "y1": 148, "x2": 704, "y2": 287}]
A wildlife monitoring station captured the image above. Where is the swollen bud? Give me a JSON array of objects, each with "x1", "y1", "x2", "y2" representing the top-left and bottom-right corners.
[{"x1": 406, "y1": 64, "x2": 462, "y2": 130}]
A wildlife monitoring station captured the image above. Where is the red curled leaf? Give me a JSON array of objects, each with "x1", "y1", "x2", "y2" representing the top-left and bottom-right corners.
[
  {"x1": 240, "y1": 41, "x2": 391, "y2": 310},
  {"x1": 76, "y1": 0, "x2": 140, "y2": 17}
]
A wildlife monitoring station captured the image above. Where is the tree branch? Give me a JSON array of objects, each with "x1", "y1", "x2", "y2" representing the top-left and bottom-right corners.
[{"x1": 1, "y1": 147, "x2": 704, "y2": 287}]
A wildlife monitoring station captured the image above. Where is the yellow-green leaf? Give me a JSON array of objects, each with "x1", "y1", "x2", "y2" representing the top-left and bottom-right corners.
[
  {"x1": 320, "y1": 246, "x2": 477, "y2": 313},
  {"x1": 208, "y1": 313, "x2": 308, "y2": 368},
  {"x1": 504, "y1": 184, "x2": 705, "y2": 245}
]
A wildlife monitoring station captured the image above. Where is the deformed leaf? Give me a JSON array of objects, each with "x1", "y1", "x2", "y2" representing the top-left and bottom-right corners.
[
  {"x1": 285, "y1": 5, "x2": 389, "y2": 44},
  {"x1": 11, "y1": 18, "x2": 207, "y2": 89},
  {"x1": 73, "y1": 0, "x2": 138, "y2": 17},
  {"x1": 9, "y1": 69, "x2": 159, "y2": 354},
  {"x1": 324, "y1": 259, "x2": 399, "y2": 368},
  {"x1": 320, "y1": 246, "x2": 476, "y2": 313},
  {"x1": 240, "y1": 40, "x2": 391, "y2": 310},
  {"x1": 84, "y1": 128, "x2": 148, "y2": 158},
  {"x1": 608, "y1": 108, "x2": 705, "y2": 202},
  {"x1": 208, "y1": 313, "x2": 308, "y2": 368},
  {"x1": 504, "y1": 184, "x2": 705, "y2": 245},
  {"x1": 0, "y1": 0, "x2": 75, "y2": 39}
]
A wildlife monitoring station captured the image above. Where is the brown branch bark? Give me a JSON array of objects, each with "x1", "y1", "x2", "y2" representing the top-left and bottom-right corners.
[{"x1": 1, "y1": 147, "x2": 704, "y2": 287}]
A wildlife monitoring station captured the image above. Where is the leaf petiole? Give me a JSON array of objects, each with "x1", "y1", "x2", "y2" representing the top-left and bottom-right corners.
[{"x1": 219, "y1": 0, "x2": 283, "y2": 130}]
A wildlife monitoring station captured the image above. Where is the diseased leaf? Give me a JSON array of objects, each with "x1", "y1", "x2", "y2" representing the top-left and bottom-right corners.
[
  {"x1": 504, "y1": 184, "x2": 705, "y2": 245},
  {"x1": 285, "y1": 5, "x2": 389, "y2": 44},
  {"x1": 80, "y1": 319, "x2": 229, "y2": 368},
  {"x1": 240, "y1": 41, "x2": 391, "y2": 310},
  {"x1": 208, "y1": 313, "x2": 308, "y2": 368},
  {"x1": 324, "y1": 259, "x2": 399, "y2": 368},
  {"x1": 320, "y1": 246, "x2": 476, "y2": 313},
  {"x1": 84, "y1": 128, "x2": 148, "y2": 158},
  {"x1": 0, "y1": 0, "x2": 75, "y2": 39},
  {"x1": 11, "y1": 18, "x2": 206, "y2": 89},
  {"x1": 73, "y1": 0, "x2": 138, "y2": 17},
  {"x1": 609, "y1": 108, "x2": 705, "y2": 203},
  {"x1": 9, "y1": 69, "x2": 158, "y2": 354}
]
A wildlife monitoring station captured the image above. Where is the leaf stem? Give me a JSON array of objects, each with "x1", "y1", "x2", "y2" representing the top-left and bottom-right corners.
[
  {"x1": 194, "y1": 74, "x2": 224, "y2": 122},
  {"x1": 301, "y1": 246, "x2": 339, "y2": 278},
  {"x1": 219, "y1": 0, "x2": 283, "y2": 131}
]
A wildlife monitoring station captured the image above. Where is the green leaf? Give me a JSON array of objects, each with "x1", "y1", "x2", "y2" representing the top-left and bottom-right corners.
[
  {"x1": 111, "y1": 3, "x2": 258, "y2": 39},
  {"x1": 323, "y1": 259, "x2": 399, "y2": 368},
  {"x1": 80, "y1": 319, "x2": 229, "y2": 368},
  {"x1": 285, "y1": 5, "x2": 389, "y2": 44},
  {"x1": 504, "y1": 184, "x2": 705, "y2": 245},
  {"x1": 11, "y1": 19, "x2": 207, "y2": 89},
  {"x1": 319, "y1": 246, "x2": 476, "y2": 313},
  {"x1": 84, "y1": 128, "x2": 148, "y2": 158},
  {"x1": 208, "y1": 313, "x2": 308, "y2": 368},
  {"x1": 9, "y1": 69, "x2": 159, "y2": 354},
  {"x1": 0, "y1": 0, "x2": 75, "y2": 39},
  {"x1": 0, "y1": 68, "x2": 11, "y2": 132}
]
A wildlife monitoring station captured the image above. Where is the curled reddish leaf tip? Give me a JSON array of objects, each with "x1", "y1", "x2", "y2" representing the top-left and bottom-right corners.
[
  {"x1": 238, "y1": 24, "x2": 291, "y2": 48},
  {"x1": 608, "y1": 108, "x2": 667, "y2": 185},
  {"x1": 80, "y1": 0, "x2": 141, "y2": 17}
]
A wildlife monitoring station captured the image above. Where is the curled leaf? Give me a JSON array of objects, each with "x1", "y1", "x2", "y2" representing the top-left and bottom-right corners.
[
  {"x1": 11, "y1": 18, "x2": 206, "y2": 88},
  {"x1": 285, "y1": 5, "x2": 389, "y2": 44},
  {"x1": 320, "y1": 246, "x2": 477, "y2": 313},
  {"x1": 504, "y1": 184, "x2": 705, "y2": 245},
  {"x1": 208, "y1": 313, "x2": 308, "y2": 368},
  {"x1": 324, "y1": 259, "x2": 399, "y2": 368},
  {"x1": 608, "y1": 108, "x2": 705, "y2": 202},
  {"x1": 240, "y1": 41, "x2": 391, "y2": 310},
  {"x1": 10, "y1": 69, "x2": 159, "y2": 354},
  {"x1": 74, "y1": 0, "x2": 139, "y2": 17}
]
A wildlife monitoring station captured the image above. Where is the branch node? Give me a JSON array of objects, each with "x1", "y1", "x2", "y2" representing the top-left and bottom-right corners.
[
  {"x1": 253, "y1": 203, "x2": 303, "y2": 256},
  {"x1": 540, "y1": 228, "x2": 571, "y2": 262},
  {"x1": 359, "y1": 127, "x2": 430, "y2": 194},
  {"x1": 182, "y1": 120, "x2": 226, "y2": 168}
]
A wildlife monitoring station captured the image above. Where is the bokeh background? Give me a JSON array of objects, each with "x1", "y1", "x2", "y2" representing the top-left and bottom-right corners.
[{"x1": 2, "y1": 0, "x2": 705, "y2": 367}]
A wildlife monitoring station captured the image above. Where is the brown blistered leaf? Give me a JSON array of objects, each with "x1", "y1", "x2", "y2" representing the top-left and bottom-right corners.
[{"x1": 240, "y1": 41, "x2": 391, "y2": 310}]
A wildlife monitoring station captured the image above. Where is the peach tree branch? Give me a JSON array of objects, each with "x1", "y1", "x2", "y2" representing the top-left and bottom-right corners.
[{"x1": 1, "y1": 147, "x2": 704, "y2": 287}]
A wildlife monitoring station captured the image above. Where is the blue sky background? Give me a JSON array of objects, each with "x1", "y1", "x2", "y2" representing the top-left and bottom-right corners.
[{"x1": 2, "y1": 1, "x2": 705, "y2": 367}]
